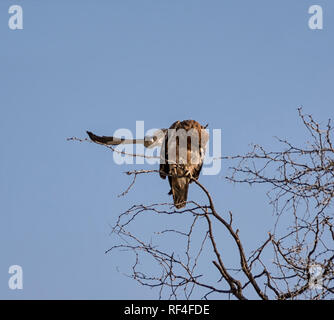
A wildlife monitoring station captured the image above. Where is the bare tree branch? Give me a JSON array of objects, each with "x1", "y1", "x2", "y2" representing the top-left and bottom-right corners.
[{"x1": 71, "y1": 108, "x2": 334, "y2": 299}]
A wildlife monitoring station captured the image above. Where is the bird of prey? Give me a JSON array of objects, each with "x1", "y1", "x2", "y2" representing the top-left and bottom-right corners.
[{"x1": 87, "y1": 120, "x2": 209, "y2": 208}]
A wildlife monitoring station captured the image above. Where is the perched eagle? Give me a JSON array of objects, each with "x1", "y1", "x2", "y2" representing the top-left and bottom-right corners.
[{"x1": 87, "y1": 120, "x2": 209, "y2": 208}]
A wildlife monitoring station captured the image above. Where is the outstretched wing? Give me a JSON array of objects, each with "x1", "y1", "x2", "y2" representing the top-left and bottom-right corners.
[
  {"x1": 87, "y1": 129, "x2": 167, "y2": 148},
  {"x1": 86, "y1": 131, "x2": 124, "y2": 145}
]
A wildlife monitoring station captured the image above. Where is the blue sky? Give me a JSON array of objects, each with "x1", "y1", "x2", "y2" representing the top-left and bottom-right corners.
[{"x1": 0, "y1": 0, "x2": 333, "y2": 299}]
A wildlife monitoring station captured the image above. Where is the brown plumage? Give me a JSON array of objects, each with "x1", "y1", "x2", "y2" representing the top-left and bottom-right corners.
[
  {"x1": 87, "y1": 120, "x2": 209, "y2": 209},
  {"x1": 159, "y1": 120, "x2": 209, "y2": 208}
]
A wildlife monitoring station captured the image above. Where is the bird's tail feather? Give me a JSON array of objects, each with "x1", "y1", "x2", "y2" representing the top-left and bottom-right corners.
[{"x1": 171, "y1": 176, "x2": 190, "y2": 209}]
